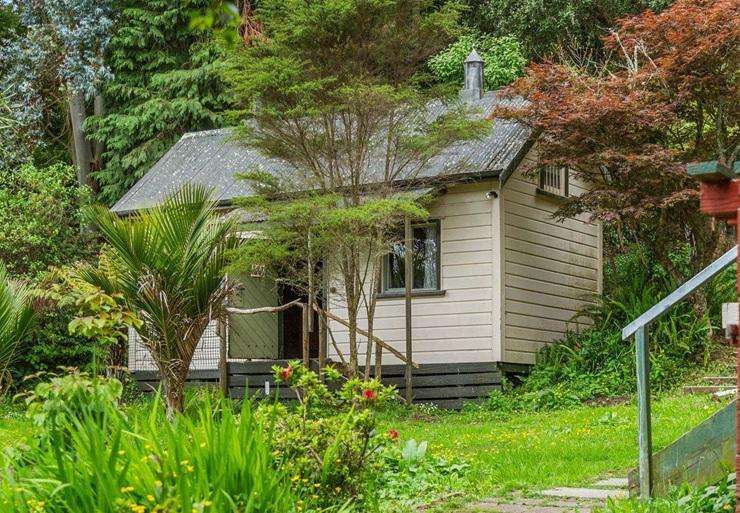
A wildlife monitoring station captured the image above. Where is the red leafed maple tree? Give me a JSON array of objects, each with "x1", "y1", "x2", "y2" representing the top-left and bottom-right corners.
[{"x1": 497, "y1": 0, "x2": 738, "y2": 284}]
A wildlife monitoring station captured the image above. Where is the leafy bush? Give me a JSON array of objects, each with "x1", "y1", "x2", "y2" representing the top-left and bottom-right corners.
[
  {"x1": 1, "y1": 375, "x2": 295, "y2": 513},
  {"x1": 428, "y1": 33, "x2": 526, "y2": 89},
  {"x1": 597, "y1": 473, "x2": 735, "y2": 513},
  {"x1": 0, "y1": 162, "x2": 100, "y2": 380},
  {"x1": 374, "y1": 438, "x2": 469, "y2": 511},
  {"x1": 20, "y1": 371, "x2": 122, "y2": 439},
  {"x1": 257, "y1": 361, "x2": 397, "y2": 511},
  {"x1": 679, "y1": 473, "x2": 736, "y2": 513},
  {"x1": 0, "y1": 163, "x2": 94, "y2": 279}
]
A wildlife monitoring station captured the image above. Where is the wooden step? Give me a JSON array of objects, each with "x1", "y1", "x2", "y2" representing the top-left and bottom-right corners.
[
  {"x1": 712, "y1": 388, "x2": 737, "y2": 400},
  {"x1": 683, "y1": 385, "x2": 736, "y2": 395},
  {"x1": 703, "y1": 376, "x2": 736, "y2": 385}
]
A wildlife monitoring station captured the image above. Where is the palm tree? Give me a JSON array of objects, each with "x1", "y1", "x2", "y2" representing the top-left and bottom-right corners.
[
  {"x1": 80, "y1": 185, "x2": 240, "y2": 415},
  {"x1": 0, "y1": 263, "x2": 37, "y2": 393}
]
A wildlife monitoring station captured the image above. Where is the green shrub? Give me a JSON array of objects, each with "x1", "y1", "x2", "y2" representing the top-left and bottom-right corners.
[
  {"x1": 374, "y1": 438, "x2": 469, "y2": 511},
  {"x1": 257, "y1": 361, "x2": 398, "y2": 510},
  {"x1": 0, "y1": 162, "x2": 101, "y2": 381},
  {"x1": 1, "y1": 376, "x2": 294, "y2": 513},
  {"x1": 20, "y1": 371, "x2": 122, "y2": 439},
  {"x1": 428, "y1": 33, "x2": 526, "y2": 89},
  {"x1": 0, "y1": 163, "x2": 94, "y2": 279},
  {"x1": 597, "y1": 473, "x2": 735, "y2": 513}
]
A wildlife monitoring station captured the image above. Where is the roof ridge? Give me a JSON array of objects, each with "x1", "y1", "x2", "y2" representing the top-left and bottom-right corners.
[{"x1": 180, "y1": 127, "x2": 235, "y2": 140}]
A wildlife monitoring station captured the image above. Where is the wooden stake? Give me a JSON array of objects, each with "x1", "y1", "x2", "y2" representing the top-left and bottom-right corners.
[
  {"x1": 318, "y1": 311, "x2": 327, "y2": 381},
  {"x1": 404, "y1": 216, "x2": 413, "y2": 404},
  {"x1": 218, "y1": 317, "x2": 229, "y2": 398},
  {"x1": 301, "y1": 303, "x2": 310, "y2": 367}
]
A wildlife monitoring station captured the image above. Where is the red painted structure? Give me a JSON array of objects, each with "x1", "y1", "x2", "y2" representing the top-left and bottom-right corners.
[{"x1": 694, "y1": 161, "x2": 739, "y2": 512}]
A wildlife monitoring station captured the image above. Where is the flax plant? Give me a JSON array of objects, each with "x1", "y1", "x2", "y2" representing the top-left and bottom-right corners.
[
  {"x1": 0, "y1": 394, "x2": 295, "y2": 512},
  {"x1": 0, "y1": 263, "x2": 36, "y2": 393}
]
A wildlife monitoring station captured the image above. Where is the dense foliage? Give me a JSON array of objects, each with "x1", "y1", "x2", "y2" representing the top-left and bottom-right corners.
[
  {"x1": 0, "y1": 163, "x2": 93, "y2": 278},
  {"x1": 0, "y1": 163, "x2": 99, "y2": 379},
  {"x1": 3, "y1": 373, "x2": 294, "y2": 513},
  {"x1": 0, "y1": 0, "x2": 115, "y2": 172},
  {"x1": 0, "y1": 264, "x2": 36, "y2": 393},
  {"x1": 428, "y1": 33, "x2": 525, "y2": 90},
  {"x1": 86, "y1": 0, "x2": 232, "y2": 204},
  {"x1": 500, "y1": 0, "x2": 738, "y2": 294},
  {"x1": 464, "y1": 0, "x2": 673, "y2": 58},
  {"x1": 597, "y1": 473, "x2": 735, "y2": 512}
]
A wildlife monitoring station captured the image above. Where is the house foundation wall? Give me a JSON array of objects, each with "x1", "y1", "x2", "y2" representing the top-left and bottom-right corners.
[{"x1": 131, "y1": 361, "x2": 503, "y2": 409}]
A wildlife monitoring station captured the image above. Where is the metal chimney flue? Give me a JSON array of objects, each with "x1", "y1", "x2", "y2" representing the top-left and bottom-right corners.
[{"x1": 460, "y1": 48, "x2": 484, "y2": 102}]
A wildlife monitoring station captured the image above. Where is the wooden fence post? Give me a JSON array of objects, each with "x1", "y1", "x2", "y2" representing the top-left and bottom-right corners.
[
  {"x1": 636, "y1": 325, "x2": 653, "y2": 499},
  {"x1": 218, "y1": 317, "x2": 229, "y2": 398},
  {"x1": 404, "y1": 216, "x2": 413, "y2": 404}
]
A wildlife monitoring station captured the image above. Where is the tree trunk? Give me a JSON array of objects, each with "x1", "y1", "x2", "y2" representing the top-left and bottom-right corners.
[
  {"x1": 161, "y1": 368, "x2": 186, "y2": 418},
  {"x1": 68, "y1": 90, "x2": 92, "y2": 187},
  {"x1": 365, "y1": 255, "x2": 382, "y2": 379},
  {"x1": 347, "y1": 307, "x2": 358, "y2": 376},
  {"x1": 92, "y1": 94, "x2": 105, "y2": 170}
]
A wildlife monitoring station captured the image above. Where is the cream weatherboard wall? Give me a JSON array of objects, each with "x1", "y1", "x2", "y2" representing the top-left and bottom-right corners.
[
  {"x1": 500, "y1": 151, "x2": 603, "y2": 365},
  {"x1": 326, "y1": 180, "x2": 502, "y2": 365}
]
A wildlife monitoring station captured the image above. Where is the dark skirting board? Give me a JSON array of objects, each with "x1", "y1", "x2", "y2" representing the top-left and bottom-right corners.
[{"x1": 132, "y1": 360, "x2": 504, "y2": 409}]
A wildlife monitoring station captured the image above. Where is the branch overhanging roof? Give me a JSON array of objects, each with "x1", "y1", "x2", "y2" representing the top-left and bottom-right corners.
[{"x1": 112, "y1": 91, "x2": 531, "y2": 215}]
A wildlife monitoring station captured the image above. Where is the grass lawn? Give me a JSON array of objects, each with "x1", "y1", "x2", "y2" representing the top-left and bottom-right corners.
[
  {"x1": 382, "y1": 394, "x2": 728, "y2": 501},
  {"x1": 0, "y1": 392, "x2": 727, "y2": 511},
  {"x1": 0, "y1": 408, "x2": 30, "y2": 449}
]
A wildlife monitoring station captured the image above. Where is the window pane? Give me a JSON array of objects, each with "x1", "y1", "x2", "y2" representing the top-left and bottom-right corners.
[{"x1": 385, "y1": 223, "x2": 439, "y2": 291}]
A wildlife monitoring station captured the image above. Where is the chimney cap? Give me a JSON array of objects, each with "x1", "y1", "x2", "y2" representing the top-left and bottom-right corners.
[{"x1": 464, "y1": 48, "x2": 484, "y2": 64}]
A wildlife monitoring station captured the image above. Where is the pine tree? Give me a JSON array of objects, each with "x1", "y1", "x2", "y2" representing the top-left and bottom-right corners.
[{"x1": 86, "y1": 0, "x2": 233, "y2": 204}]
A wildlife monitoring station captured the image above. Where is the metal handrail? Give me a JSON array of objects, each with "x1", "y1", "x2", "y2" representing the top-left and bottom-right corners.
[
  {"x1": 622, "y1": 244, "x2": 737, "y2": 499},
  {"x1": 622, "y1": 245, "x2": 738, "y2": 340}
]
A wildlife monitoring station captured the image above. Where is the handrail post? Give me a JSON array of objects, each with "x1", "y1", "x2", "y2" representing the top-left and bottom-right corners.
[{"x1": 635, "y1": 325, "x2": 653, "y2": 499}]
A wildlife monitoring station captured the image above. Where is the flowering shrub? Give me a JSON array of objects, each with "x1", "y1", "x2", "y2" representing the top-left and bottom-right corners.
[{"x1": 258, "y1": 361, "x2": 398, "y2": 510}]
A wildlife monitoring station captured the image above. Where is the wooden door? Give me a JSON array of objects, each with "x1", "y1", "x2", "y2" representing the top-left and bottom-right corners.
[{"x1": 228, "y1": 273, "x2": 279, "y2": 359}]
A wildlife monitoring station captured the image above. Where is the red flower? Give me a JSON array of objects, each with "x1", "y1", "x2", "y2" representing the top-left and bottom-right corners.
[
  {"x1": 387, "y1": 429, "x2": 399, "y2": 441},
  {"x1": 279, "y1": 366, "x2": 293, "y2": 381},
  {"x1": 362, "y1": 388, "x2": 377, "y2": 401}
]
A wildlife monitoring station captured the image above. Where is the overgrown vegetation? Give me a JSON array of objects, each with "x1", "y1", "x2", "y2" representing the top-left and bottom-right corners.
[
  {"x1": 485, "y1": 242, "x2": 735, "y2": 412},
  {"x1": 598, "y1": 473, "x2": 735, "y2": 512},
  {"x1": 2, "y1": 373, "x2": 294, "y2": 513},
  {"x1": 0, "y1": 163, "x2": 99, "y2": 380}
]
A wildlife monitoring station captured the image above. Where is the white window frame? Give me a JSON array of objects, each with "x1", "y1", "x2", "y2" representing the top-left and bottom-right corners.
[{"x1": 538, "y1": 166, "x2": 569, "y2": 197}]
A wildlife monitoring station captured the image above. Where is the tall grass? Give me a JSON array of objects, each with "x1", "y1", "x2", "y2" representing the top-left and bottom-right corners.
[{"x1": 0, "y1": 393, "x2": 294, "y2": 512}]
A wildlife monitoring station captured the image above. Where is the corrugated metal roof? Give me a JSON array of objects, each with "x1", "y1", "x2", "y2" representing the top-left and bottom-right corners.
[{"x1": 112, "y1": 91, "x2": 531, "y2": 214}]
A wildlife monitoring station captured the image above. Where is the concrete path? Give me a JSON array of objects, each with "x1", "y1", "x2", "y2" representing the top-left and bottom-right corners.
[{"x1": 451, "y1": 478, "x2": 628, "y2": 513}]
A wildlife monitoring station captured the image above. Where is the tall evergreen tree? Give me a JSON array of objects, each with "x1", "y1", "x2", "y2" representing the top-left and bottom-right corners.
[{"x1": 86, "y1": 0, "x2": 233, "y2": 204}]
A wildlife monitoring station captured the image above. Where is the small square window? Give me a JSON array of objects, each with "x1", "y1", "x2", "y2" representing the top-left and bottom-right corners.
[
  {"x1": 382, "y1": 221, "x2": 441, "y2": 293},
  {"x1": 538, "y1": 166, "x2": 569, "y2": 197}
]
